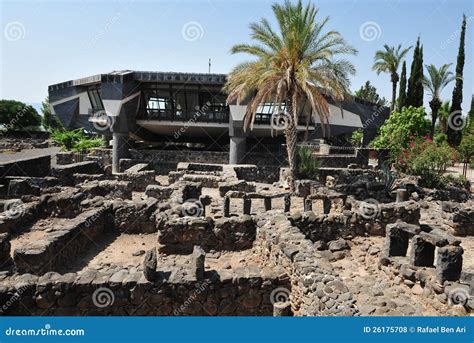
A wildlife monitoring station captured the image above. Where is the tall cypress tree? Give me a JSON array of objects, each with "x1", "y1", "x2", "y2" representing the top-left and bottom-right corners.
[
  {"x1": 469, "y1": 95, "x2": 474, "y2": 120},
  {"x1": 406, "y1": 37, "x2": 424, "y2": 108},
  {"x1": 447, "y1": 14, "x2": 467, "y2": 146},
  {"x1": 398, "y1": 61, "x2": 407, "y2": 109}
]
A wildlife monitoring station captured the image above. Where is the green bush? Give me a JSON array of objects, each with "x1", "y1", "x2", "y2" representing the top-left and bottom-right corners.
[
  {"x1": 0, "y1": 99, "x2": 42, "y2": 131},
  {"x1": 396, "y1": 137, "x2": 456, "y2": 188},
  {"x1": 296, "y1": 146, "x2": 320, "y2": 180},
  {"x1": 350, "y1": 130, "x2": 363, "y2": 147},
  {"x1": 51, "y1": 129, "x2": 103, "y2": 152},
  {"x1": 440, "y1": 174, "x2": 470, "y2": 190},
  {"x1": 371, "y1": 106, "x2": 430, "y2": 160}
]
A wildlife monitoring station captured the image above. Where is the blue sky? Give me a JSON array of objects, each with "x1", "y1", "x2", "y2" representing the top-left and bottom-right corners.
[{"x1": 1, "y1": 0, "x2": 473, "y2": 111}]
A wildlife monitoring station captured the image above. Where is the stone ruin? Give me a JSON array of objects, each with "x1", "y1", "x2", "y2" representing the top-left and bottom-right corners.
[{"x1": 0, "y1": 153, "x2": 472, "y2": 316}]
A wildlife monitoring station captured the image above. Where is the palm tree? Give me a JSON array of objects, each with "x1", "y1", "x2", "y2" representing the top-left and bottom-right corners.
[
  {"x1": 372, "y1": 44, "x2": 412, "y2": 111},
  {"x1": 224, "y1": 0, "x2": 357, "y2": 191},
  {"x1": 438, "y1": 101, "x2": 451, "y2": 134},
  {"x1": 423, "y1": 64, "x2": 456, "y2": 137}
]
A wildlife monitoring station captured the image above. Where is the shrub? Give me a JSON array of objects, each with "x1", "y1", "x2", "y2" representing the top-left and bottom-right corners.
[
  {"x1": 296, "y1": 146, "x2": 320, "y2": 180},
  {"x1": 350, "y1": 130, "x2": 363, "y2": 147},
  {"x1": 0, "y1": 99, "x2": 42, "y2": 131},
  {"x1": 51, "y1": 128, "x2": 104, "y2": 152},
  {"x1": 396, "y1": 137, "x2": 456, "y2": 188},
  {"x1": 371, "y1": 106, "x2": 430, "y2": 160}
]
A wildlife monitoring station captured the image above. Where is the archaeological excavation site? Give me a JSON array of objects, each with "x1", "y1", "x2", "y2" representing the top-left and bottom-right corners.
[{"x1": 0, "y1": 140, "x2": 472, "y2": 317}]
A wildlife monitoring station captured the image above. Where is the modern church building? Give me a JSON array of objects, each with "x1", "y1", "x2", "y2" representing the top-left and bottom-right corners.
[{"x1": 48, "y1": 70, "x2": 389, "y2": 172}]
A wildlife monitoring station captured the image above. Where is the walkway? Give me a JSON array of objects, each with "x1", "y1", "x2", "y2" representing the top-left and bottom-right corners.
[{"x1": 0, "y1": 147, "x2": 61, "y2": 164}]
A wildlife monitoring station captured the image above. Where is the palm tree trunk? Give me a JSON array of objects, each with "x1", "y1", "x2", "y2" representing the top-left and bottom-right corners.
[
  {"x1": 285, "y1": 90, "x2": 298, "y2": 193},
  {"x1": 429, "y1": 98, "x2": 441, "y2": 138},
  {"x1": 391, "y1": 79, "x2": 397, "y2": 112}
]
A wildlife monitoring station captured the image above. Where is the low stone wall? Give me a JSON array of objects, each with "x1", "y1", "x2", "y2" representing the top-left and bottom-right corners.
[
  {"x1": 0, "y1": 266, "x2": 288, "y2": 316},
  {"x1": 52, "y1": 161, "x2": 103, "y2": 186},
  {"x1": 0, "y1": 155, "x2": 51, "y2": 178},
  {"x1": 291, "y1": 200, "x2": 420, "y2": 240},
  {"x1": 156, "y1": 214, "x2": 256, "y2": 254},
  {"x1": 253, "y1": 212, "x2": 358, "y2": 316},
  {"x1": 113, "y1": 198, "x2": 158, "y2": 234},
  {"x1": 93, "y1": 149, "x2": 283, "y2": 183},
  {"x1": 13, "y1": 206, "x2": 113, "y2": 274}
]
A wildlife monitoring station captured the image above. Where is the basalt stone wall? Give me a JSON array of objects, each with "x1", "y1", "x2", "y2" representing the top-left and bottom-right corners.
[
  {"x1": 253, "y1": 213, "x2": 358, "y2": 316},
  {"x1": 13, "y1": 206, "x2": 114, "y2": 274},
  {"x1": 52, "y1": 161, "x2": 103, "y2": 186},
  {"x1": 156, "y1": 214, "x2": 256, "y2": 254},
  {"x1": 290, "y1": 200, "x2": 420, "y2": 240},
  {"x1": 0, "y1": 155, "x2": 51, "y2": 178},
  {"x1": 93, "y1": 149, "x2": 282, "y2": 182},
  {"x1": 0, "y1": 267, "x2": 289, "y2": 316}
]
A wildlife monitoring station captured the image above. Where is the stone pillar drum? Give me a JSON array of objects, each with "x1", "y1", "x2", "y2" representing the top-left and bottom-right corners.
[
  {"x1": 229, "y1": 136, "x2": 247, "y2": 164},
  {"x1": 112, "y1": 132, "x2": 129, "y2": 174}
]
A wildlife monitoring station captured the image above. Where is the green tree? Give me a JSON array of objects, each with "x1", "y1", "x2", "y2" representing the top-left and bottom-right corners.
[
  {"x1": 438, "y1": 100, "x2": 451, "y2": 134},
  {"x1": 398, "y1": 61, "x2": 407, "y2": 109},
  {"x1": 224, "y1": 0, "x2": 357, "y2": 191},
  {"x1": 406, "y1": 37, "x2": 424, "y2": 108},
  {"x1": 0, "y1": 99, "x2": 42, "y2": 131},
  {"x1": 354, "y1": 81, "x2": 387, "y2": 106},
  {"x1": 458, "y1": 119, "x2": 473, "y2": 176},
  {"x1": 41, "y1": 96, "x2": 63, "y2": 131},
  {"x1": 422, "y1": 63, "x2": 455, "y2": 137},
  {"x1": 469, "y1": 95, "x2": 474, "y2": 119},
  {"x1": 447, "y1": 14, "x2": 467, "y2": 146},
  {"x1": 371, "y1": 106, "x2": 430, "y2": 158},
  {"x1": 372, "y1": 44, "x2": 411, "y2": 111}
]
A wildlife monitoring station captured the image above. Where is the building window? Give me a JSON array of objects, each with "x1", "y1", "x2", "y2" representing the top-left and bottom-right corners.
[{"x1": 87, "y1": 89, "x2": 104, "y2": 112}]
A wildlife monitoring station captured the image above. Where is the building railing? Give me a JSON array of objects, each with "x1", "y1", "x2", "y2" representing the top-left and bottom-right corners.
[{"x1": 138, "y1": 109, "x2": 229, "y2": 123}]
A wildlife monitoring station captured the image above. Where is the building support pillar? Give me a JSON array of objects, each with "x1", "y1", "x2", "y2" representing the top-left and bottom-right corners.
[
  {"x1": 229, "y1": 136, "x2": 246, "y2": 165},
  {"x1": 112, "y1": 132, "x2": 129, "y2": 173}
]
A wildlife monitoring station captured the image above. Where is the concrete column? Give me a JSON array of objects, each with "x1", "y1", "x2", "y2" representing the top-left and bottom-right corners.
[
  {"x1": 112, "y1": 132, "x2": 129, "y2": 174},
  {"x1": 229, "y1": 136, "x2": 246, "y2": 164}
]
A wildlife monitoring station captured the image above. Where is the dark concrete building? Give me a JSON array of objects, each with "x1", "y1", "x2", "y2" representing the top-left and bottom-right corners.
[{"x1": 48, "y1": 70, "x2": 389, "y2": 172}]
